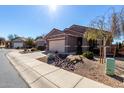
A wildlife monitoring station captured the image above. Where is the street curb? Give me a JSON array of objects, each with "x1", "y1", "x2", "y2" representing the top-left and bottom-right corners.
[
  {"x1": 6, "y1": 53, "x2": 59, "y2": 88},
  {"x1": 6, "y1": 53, "x2": 31, "y2": 88}
]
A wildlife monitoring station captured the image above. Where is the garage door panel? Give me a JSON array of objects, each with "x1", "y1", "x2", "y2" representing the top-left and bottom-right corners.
[{"x1": 49, "y1": 40, "x2": 65, "y2": 53}]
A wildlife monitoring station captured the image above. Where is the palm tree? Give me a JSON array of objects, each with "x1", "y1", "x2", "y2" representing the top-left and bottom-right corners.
[{"x1": 84, "y1": 7, "x2": 124, "y2": 63}]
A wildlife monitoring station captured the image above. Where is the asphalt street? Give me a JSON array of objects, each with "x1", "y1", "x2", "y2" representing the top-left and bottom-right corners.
[{"x1": 0, "y1": 49, "x2": 28, "y2": 88}]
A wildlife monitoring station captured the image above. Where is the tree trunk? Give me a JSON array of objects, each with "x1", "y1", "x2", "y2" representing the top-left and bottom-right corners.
[
  {"x1": 100, "y1": 46, "x2": 102, "y2": 63},
  {"x1": 103, "y1": 37, "x2": 106, "y2": 63},
  {"x1": 104, "y1": 46, "x2": 106, "y2": 63}
]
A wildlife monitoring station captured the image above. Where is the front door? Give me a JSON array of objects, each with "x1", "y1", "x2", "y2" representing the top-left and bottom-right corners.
[{"x1": 77, "y1": 37, "x2": 82, "y2": 54}]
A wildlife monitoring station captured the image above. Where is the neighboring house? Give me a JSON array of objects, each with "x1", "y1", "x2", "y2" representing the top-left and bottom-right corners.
[
  {"x1": 12, "y1": 37, "x2": 27, "y2": 48},
  {"x1": 45, "y1": 24, "x2": 111, "y2": 54},
  {"x1": 35, "y1": 38, "x2": 46, "y2": 48},
  {"x1": 118, "y1": 47, "x2": 124, "y2": 55},
  {"x1": 122, "y1": 41, "x2": 124, "y2": 46},
  {"x1": 6, "y1": 40, "x2": 11, "y2": 48},
  {"x1": 0, "y1": 37, "x2": 6, "y2": 48}
]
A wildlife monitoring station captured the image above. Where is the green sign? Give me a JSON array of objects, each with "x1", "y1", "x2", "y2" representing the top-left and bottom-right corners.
[{"x1": 106, "y1": 58, "x2": 115, "y2": 75}]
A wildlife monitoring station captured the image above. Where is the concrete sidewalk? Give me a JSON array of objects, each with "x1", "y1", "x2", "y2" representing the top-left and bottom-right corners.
[{"x1": 6, "y1": 51, "x2": 111, "y2": 88}]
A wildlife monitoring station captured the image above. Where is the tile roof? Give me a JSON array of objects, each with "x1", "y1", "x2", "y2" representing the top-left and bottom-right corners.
[{"x1": 67, "y1": 24, "x2": 88, "y2": 33}]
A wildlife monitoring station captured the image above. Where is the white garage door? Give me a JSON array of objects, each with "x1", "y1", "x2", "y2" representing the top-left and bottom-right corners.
[
  {"x1": 13, "y1": 42, "x2": 23, "y2": 48},
  {"x1": 49, "y1": 40, "x2": 65, "y2": 53}
]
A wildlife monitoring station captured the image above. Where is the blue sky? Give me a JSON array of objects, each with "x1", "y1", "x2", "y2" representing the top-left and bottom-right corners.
[{"x1": 0, "y1": 5, "x2": 123, "y2": 43}]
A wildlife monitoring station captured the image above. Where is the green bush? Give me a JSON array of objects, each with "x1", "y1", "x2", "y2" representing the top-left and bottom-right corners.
[
  {"x1": 16, "y1": 47, "x2": 20, "y2": 49},
  {"x1": 47, "y1": 53, "x2": 56, "y2": 60},
  {"x1": 82, "y1": 51, "x2": 94, "y2": 59},
  {"x1": 37, "y1": 46, "x2": 46, "y2": 51}
]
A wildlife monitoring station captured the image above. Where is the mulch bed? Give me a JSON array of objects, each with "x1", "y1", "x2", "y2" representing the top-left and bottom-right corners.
[{"x1": 38, "y1": 56, "x2": 124, "y2": 88}]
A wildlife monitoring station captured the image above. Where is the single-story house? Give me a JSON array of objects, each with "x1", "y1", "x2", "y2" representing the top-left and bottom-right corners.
[
  {"x1": 0, "y1": 37, "x2": 6, "y2": 48},
  {"x1": 45, "y1": 24, "x2": 111, "y2": 54},
  {"x1": 35, "y1": 38, "x2": 46, "y2": 48},
  {"x1": 12, "y1": 37, "x2": 27, "y2": 48}
]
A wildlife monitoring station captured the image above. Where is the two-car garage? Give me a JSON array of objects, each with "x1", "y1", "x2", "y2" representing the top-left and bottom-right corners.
[
  {"x1": 13, "y1": 42, "x2": 24, "y2": 48},
  {"x1": 49, "y1": 40, "x2": 65, "y2": 53}
]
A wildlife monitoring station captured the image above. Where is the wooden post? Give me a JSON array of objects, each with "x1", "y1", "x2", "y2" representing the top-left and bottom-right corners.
[
  {"x1": 101, "y1": 47, "x2": 103, "y2": 64},
  {"x1": 100, "y1": 46, "x2": 102, "y2": 63},
  {"x1": 100, "y1": 46, "x2": 101, "y2": 63},
  {"x1": 100, "y1": 46, "x2": 105, "y2": 64},
  {"x1": 100, "y1": 46, "x2": 104, "y2": 64}
]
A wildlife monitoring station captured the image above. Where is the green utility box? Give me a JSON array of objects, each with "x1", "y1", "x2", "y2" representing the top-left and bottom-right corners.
[{"x1": 106, "y1": 58, "x2": 115, "y2": 76}]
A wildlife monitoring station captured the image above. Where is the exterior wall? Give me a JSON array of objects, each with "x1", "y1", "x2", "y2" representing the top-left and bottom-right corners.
[
  {"x1": 36, "y1": 41, "x2": 46, "y2": 47},
  {"x1": 65, "y1": 35, "x2": 77, "y2": 53},
  {"x1": 82, "y1": 37, "x2": 89, "y2": 52},
  {"x1": 0, "y1": 41, "x2": 6, "y2": 48},
  {"x1": 106, "y1": 46, "x2": 112, "y2": 54}
]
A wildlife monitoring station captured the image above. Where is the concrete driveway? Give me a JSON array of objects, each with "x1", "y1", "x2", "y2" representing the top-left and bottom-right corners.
[{"x1": 0, "y1": 49, "x2": 28, "y2": 88}]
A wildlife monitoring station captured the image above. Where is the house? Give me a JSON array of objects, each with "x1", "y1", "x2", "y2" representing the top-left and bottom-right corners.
[
  {"x1": 118, "y1": 47, "x2": 124, "y2": 55},
  {"x1": 45, "y1": 24, "x2": 111, "y2": 54},
  {"x1": 35, "y1": 38, "x2": 46, "y2": 48},
  {"x1": 0, "y1": 37, "x2": 6, "y2": 48},
  {"x1": 122, "y1": 41, "x2": 124, "y2": 46},
  {"x1": 12, "y1": 37, "x2": 27, "y2": 48}
]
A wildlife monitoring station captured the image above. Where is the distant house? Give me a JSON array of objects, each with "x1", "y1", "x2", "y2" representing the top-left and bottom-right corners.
[
  {"x1": 12, "y1": 37, "x2": 27, "y2": 48},
  {"x1": 6, "y1": 40, "x2": 11, "y2": 48},
  {"x1": 35, "y1": 38, "x2": 46, "y2": 48},
  {"x1": 45, "y1": 24, "x2": 111, "y2": 54},
  {"x1": 0, "y1": 37, "x2": 6, "y2": 48}
]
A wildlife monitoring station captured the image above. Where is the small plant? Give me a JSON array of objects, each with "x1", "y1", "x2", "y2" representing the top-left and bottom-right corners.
[{"x1": 82, "y1": 51, "x2": 94, "y2": 59}]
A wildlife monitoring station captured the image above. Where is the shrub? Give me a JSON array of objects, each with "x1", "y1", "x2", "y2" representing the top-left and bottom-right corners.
[
  {"x1": 82, "y1": 51, "x2": 94, "y2": 59},
  {"x1": 47, "y1": 53, "x2": 56, "y2": 60},
  {"x1": 37, "y1": 46, "x2": 46, "y2": 51},
  {"x1": 16, "y1": 47, "x2": 20, "y2": 49}
]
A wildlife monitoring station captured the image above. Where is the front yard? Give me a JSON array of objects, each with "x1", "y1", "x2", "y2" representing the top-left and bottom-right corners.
[
  {"x1": 73, "y1": 58, "x2": 124, "y2": 88},
  {"x1": 37, "y1": 54, "x2": 124, "y2": 88}
]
